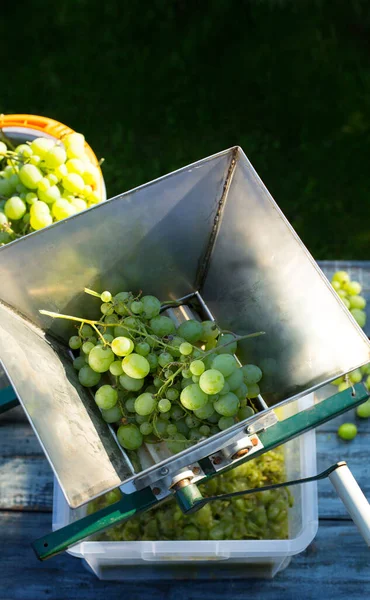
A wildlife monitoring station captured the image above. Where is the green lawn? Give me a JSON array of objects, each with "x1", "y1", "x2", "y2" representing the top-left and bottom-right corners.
[{"x1": 1, "y1": 0, "x2": 370, "y2": 258}]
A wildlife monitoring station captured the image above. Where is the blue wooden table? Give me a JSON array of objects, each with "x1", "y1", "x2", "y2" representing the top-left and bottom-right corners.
[{"x1": 1, "y1": 402, "x2": 369, "y2": 600}]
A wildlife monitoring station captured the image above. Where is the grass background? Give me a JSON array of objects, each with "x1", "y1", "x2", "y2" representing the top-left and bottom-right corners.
[{"x1": 1, "y1": 0, "x2": 370, "y2": 259}]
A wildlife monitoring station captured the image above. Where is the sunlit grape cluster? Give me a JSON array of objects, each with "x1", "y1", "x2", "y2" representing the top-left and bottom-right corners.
[
  {"x1": 0, "y1": 133, "x2": 103, "y2": 245},
  {"x1": 51, "y1": 288, "x2": 263, "y2": 455},
  {"x1": 330, "y1": 270, "x2": 370, "y2": 430}
]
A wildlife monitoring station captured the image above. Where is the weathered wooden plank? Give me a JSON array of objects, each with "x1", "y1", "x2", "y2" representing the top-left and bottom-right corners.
[
  {"x1": 0, "y1": 424, "x2": 43, "y2": 456},
  {"x1": 0, "y1": 431, "x2": 368, "y2": 515},
  {"x1": 0, "y1": 457, "x2": 53, "y2": 511},
  {"x1": 0, "y1": 512, "x2": 368, "y2": 600}
]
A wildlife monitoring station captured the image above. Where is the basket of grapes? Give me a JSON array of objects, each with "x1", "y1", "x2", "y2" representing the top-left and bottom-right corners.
[{"x1": 0, "y1": 113, "x2": 105, "y2": 244}]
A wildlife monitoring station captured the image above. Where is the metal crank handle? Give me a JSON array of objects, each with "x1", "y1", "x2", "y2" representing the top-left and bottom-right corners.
[{"x1": 329, "y1": 462, "x2": 370, "y2": 547}]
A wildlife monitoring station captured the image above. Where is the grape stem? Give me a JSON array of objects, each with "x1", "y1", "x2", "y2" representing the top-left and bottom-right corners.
[
  {"x1": 202, "y1": 331, "x2": 265, "y2": 359},
  {"x1": 84, "y1": 287, "x2": 101, "y2": 299}
]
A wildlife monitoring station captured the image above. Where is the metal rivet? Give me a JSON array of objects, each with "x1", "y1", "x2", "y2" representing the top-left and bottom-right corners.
[
  {"x1": 251, "y1": 437, "x2": 258, "y2": 446},
  {"x1": 152, "y1": 487, "x2": 161, "y2": 495},
  {"x1": 212, "y1": 456, "x2": 222, "y2": 465},
  {"x1": 232, "y1": 448, "x2": 249, "y2": 460},
  {"x1": 192, "y1": 466, "x2": 200, "y2": 475},
  {"x1": 159, "y1": 467, "x2": 169, "y2": 476}
]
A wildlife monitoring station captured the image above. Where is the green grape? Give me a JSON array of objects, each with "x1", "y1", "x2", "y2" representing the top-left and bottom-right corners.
[
  {"x1": 135, "y1": 393, "x2": 156, "y2": 415},
  {"x1": 4, "y1": 196, "x2": 26, "y2": 220},
  {"x1": 37, "y1": 177, "x2": 51, "y2": 193},
  {"x1": 179, "y1": 342, "x2": 193, "y2": 356},
  {"x1": 109, "y1": 361, "x2": 124, "y2": 376},
  {"x1": 190, "y1": 360, "x2": 205, "y2": 376},
  {"x1": 337, "y1": 289, "x2": 348, "y2": 299},
  {"x1": 218, "y1": 416, "x2": 235, "y2": 430},
  {"x1": 342, "y1": 298, "x2": 350, "y2": 309},
  {"x1": 80, "y1": 324, "x2": 93, "y2": 338},
  {"x1": 182, "y1": 368, "x2": 191, "y2": 379},
  {"x1": 160, "y1": 411, "x2": 171, "y2": 421},
  {"x1": 52, "y1": 199, "x2": 76, "y2": 220},
  {"x1": 73, "y1": 356, "x2": 87, "y2": 370},
  {"x1": 238, "y1": 406, "x2": 255, "y2": 421},
  {"x1": 189, "y1": 428, "x2": 203, "y2": 441},
  {"x1": 361, "y1": 364, "x2": 370, "y2": 375},
  {"x1": 104, "y1": 314, "x2": 119, "y2": 325},
  {"x1": 235, "y1": 383, "x2": 248, "y2": 400},
  {"x1": 331, "y1": 280, "x2": 341, "y2": 291},
  {"x1": 0, "y1": 212, "x2": 8, "y2": 226},
  {"x1": 63, "y1": 173, "x2": 85, "y2": 194},
  {"x1": 166, "y1": 388, "x2": 179, "y2": 401},
  {"x1": 82, "y1": 341, "x2": 95, "y2": 354},
  {"x1": 349, "y1": 369, "x2": 362, "y2": 384},
  {"x1": 135, "y1": 342, "x2": 150, "y2": 356},
  {"x1": 170, "y1": 405, "x2": 184, "y2": 419},
  {"x1": 135, "y1": 414, "x2": 148, "y2": 424},
  {"x1": 351, "y1": 308, "x2": 366, "y2": 328},
  {"x1": 241, "y1": 364, "x2": 263, "y2": 384},
  {"x1": 158, "y1": 352, "x2": 173, "y2": 367},
  {"x1": 200, "y1": 320, "x2": 219, "y2": 342},
  {"x1": 180, "y1": 384, "x2": 208, "y2": 410},
  {"x1": 54, "y1": 163, "x2": 68, "y2": 181},
  {"x1": 344, "y1": 281, "x2": 362, "y2": 296},
  {"x1": 101, "y1": 290, "x2": 112, "y2": 303},
  {"x1": 78, "y1": 365, "x2": 101, "y2": 387},
  {"x1": 125, "y1": 398, "x2": 136, "y2": 413},
  {"x1": 356, "y1": 400, "x2": 370, "y2": 418},
  {"x1": 219, "y1": 382, "x2": 230, "y2": 395},
  {"x1": 0, "y1": 178, "x2": 13, "y2": 196},
  {"x1": 146, "y1": 334, "x2": 160, "y2": 348},
  {"x1": 199, "y1": 425, "x2": 211, "y2": 436},
  {"x1": 194, "y1": 402, "x2": 216, "y2": 420},
  {"x1": 25, "y1": 192, "x2": 38, "y2": 205},
  {"x1": 211, "y1": 354, "x2": 238, "y2": 377},
  {"x1": 214, "y1": 392, "x2": 239, "y2": 417},
  {"x1": 164, "y1": 369, "x2": 173, "y2": 379},
  {"x1": 101, "y1": 405, "x2": 122, "y2": 423},
  {"x1": 117, "y1": 424, "x2": 143, "y2": 450},
  {"x1": 176, "y1": 420, "x2": 189, "y2": 436},
  {"x1": 166, "y1": 433, "x2": 188, "y2": 454},
  {"x1": 349, "y1": 295, "x2": 366, "y2": 310},
  {"x1": 337, "y1": 423, "x2": 357, "y2": 441},
  {"x1": 114, "y1": 325, "x2": 128, "y2": 337},
  {"x1": 95, "y1": 385, "x2": 118, "y2": 410},
  {"x1": 131, "y1": 301, "x2": 144, "y2": 314},
  {"x1": 30, "y1": 137, "x2": 54, "y2": 157},
  {"x1": 332, "y1": 271, "x2": 350, "y2": 285},
  {"x1": 185, "y1": 414, "x2": 200, "y2": 428},
  {"x1": 150, "y1": 315, "x2": 176, "y2": 337},
  {"x1": 147, "y1": 353, "x2": 158, "y2": 370},
  {"x1": 100, "y1": 302, "x2": 114, "y2": 316},
  {"x1": 158, "y1": 398, "x2": 171, "y2": 413},
  {"x1": 101, "y1": 333, "x2": 114, "y2": 343},
  {"x1": 30, "y1": 211, "x2": 52, "y2": 231},
  {"x1": 122, "y1": 354, "x2": 150, "y2": 379},
  {"x1": 177, "y1": 320, "x2": 203, "y2": 343},
  {"x1": 140, "y1": 422, "x2": 153, "y2": 435},
  {"x1": 247, "y1": 383, "x2": 260, "y2": 398},
  {"x1": 0, "y1": 141, "x2": 7, "y2": 156},
  {"x1": 199, "y1": 369, "x2": 225, "y2": 395},
  {"x1": 114, "y1": 291, "x2": 131, "y2": 303},
  {"x1": 88, "y1": 345, "x2": 115, "y2": 372},
  {"x1": 112, "y1": 336, "x2": 134, "y2": 357},
  {"x1": 141, "y1": 295, "x2": 161, "y2": 318},
  {"x1": 66, "y1": 158, "x2": 85, "y2": 175},
  {"x1": 166, "y1": 335, "x2": 186, "y2": 357},
  {"x1": 152, "y1": 418, "x2": 167, "y2": 437},
  {"x1": 119, "y1": 374, "x2": 144, "y2": 392},
  {"x1": 216, "y1": 334, "x2": 237, "y2": 354},
  {"x1": 69, "y1": 335, "x2": 82, "y2": 350},
  {"x1": 19, "y1": 164, "x2": 42, "y2": 189},
  {"x1": 166, "y1": 423, "x2": 177, "y2": 436},
  {"x1": 192, "y1": 375, "x2": 200, "y2": 383},
  {"x1": 46, "y1": 173, "x2": 59, "y2": 185},
  {"x1": 338, "y1": 382, "x2": 350, "y2": 392},
  {"x1": 153, "y1": 377, "x2": 163, "y2": 388}
]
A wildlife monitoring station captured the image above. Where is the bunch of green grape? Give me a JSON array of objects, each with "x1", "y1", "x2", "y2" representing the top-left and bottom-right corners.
[
  {"x1": 59, "y1": 288, "x2": 263, "y2": 455},
  {"x1": 0, "y1": 132, "x2": 103, "y2": 245},
  {"x1": 330, "y1": 270, "x2": 370, "y2": 430}
]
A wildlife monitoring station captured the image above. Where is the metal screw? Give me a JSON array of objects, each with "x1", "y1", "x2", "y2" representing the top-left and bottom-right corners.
[
  {"x1": 212, "y1": 455, "x2": 222, "y2": 465},
  {"x1": 152, "y1": 487, "x2": 161, "y2": 495},
  {"x1": 159, "y1": 467, "x2": 169, "y2": 476},
  {"x1": 192, "y1": 466, "x2": 200, "y2": 475},
  {"x1": 232, "y1": 448, "x2": 249, "y2": 460}
]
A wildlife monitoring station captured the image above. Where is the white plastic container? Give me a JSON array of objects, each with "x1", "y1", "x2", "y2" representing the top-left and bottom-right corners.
[{"x1": 52, "y1": 395, "x2": 318, "y2": 580}]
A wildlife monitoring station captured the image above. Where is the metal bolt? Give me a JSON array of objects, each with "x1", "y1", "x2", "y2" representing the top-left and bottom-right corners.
[
  {"x1": 251, "y1": 436, "x2": 258, "y2": 446},
  {"x1": 232, "y1": 448, "x2": 249, "y2": 460},
  {"x1": 159, "y1": 467, "x2": 169, "y2": 476},
  {"x1": 152, "y1": 487, "x2": 161, "y2": 496},
  {"x1": 212, "y1": 455, "x2": 222, "y2": 465},
  {"x1": 192, "y1": 466, "x2": 200, "y2": 475}
]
